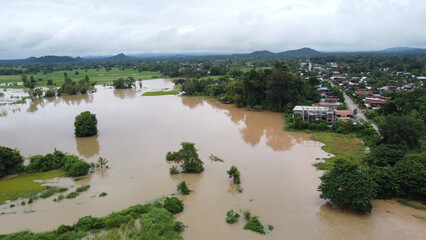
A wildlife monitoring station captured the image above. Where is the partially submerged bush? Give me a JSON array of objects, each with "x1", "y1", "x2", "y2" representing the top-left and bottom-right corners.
[
  {"x1": 227, "y1": 165, "x2": 241, "y2": 184},
  {"x1": 99, "y1": 192, "x2": 108, "y2": 197},
  {"x1": 169, "y1": 165, "x2": 179, "y2": 174},
  {"x1": 226, "y1": 210, "x2": 240, "y2": 224},
  {"x1": 163, "y1": 197, "x2": 184, "y2": 214},
  {"x1": 177, "y1": 181, "x2": 190, "y2": 195},
  {"x1": 66, "y1": 192, "x2": 79, "y2": 199},
  {"x1": 209, "y1": 154, "x2": 224, "y2": 162},
  {"x1": 76, "y1": 185, "x2": 90, "y2": 193},
  {"x1": 244, "y1": 216, "x2": 265, "y2": 234},
  {"x1": 166, "y1": 151, "x2": 181, "y2": 162}
]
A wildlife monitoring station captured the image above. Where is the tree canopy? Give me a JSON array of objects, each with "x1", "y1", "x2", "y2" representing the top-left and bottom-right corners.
[{"x1": 74, "y1": 111, "x2": 98, "y2": 137}]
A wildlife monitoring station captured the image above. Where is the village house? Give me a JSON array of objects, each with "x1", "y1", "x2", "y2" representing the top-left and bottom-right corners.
[
  {"x1": 335, "y1": 110, "x2": 354, "y2": 120},
  {"x1": 363, "y1": 98, "x2": 387, "y2": 109}
]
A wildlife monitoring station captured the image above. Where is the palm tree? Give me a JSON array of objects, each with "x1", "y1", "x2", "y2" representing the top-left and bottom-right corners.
[{"x1": 97, "y1": 157, "x2": 109, "y2": 169}]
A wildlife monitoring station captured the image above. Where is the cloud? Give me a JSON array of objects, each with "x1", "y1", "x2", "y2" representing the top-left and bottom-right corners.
[{"x1": 0, "y1": 0, "x2": 425, "y2": 58}]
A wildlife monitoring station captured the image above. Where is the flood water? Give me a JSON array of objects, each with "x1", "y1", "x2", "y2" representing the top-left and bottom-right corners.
[{"x1": 0, "y1": 79, "x2": 425, "y2": 239}]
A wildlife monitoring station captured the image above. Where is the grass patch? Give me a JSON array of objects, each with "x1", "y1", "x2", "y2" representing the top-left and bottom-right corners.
[
  {"x1": 142, "y1": 89, "x2": 180, "y2": 96},
  {"x1": 312, "y1": 132, "x2": 366, "y2": 170},
  {"x1": 397, "y1": 200, "x2": 426, "y2": 211},
  {"x1": 0, "y1": 170, "x2": 65, "y2": 204}
]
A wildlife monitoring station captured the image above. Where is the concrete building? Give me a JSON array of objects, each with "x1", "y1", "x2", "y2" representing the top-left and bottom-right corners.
[{"x1": 293, "y1": 106, "x2": 335, "y2": 124}]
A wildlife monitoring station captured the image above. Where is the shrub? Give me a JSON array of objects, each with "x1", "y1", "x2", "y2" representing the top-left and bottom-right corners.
[
  {"x1": 209, "y1": 154, "x2": 224, "y2": 162},
  {"x1": 40, "y1": 187, "x2": 58, "y2": 199},
  {"x1": 65, "y1": 160, "x2": 90, "y2": 177},
  {"x1": 76, "y1": 185, "x2": 90, "y2": 193},
  {"x1": 112, "y1": 77, "x2": 136, "y2": 89},
  {"x1": 44, "y1": 89, "x2": 55, "y2": 97},
  {"x1": 226, "y1": 210, "x2": 240, "y2": 224},
  {"x1": 227, "y1": 166, "x2": 241, "y2": 184},
  {"x1": 0, "y1": 146, "x2": 24, "y2": 178},
  {"x1": 57, "y1": 194, "x2": 64, "y2": 201},
  {"x1": 74, "y1": 216, "x2": 105, "y2": 231},
  {"x1": 177, "y1": 182, "x2": 190, "y2": 195},
  {"x1": 66, "y1": 192, "x2": 79, "y2": 199},
  {"x1": 244, "y1": 216, "x2": 265, "y2": 234},
  {"x1": 74, "y1": 111, "x2": 98, "y2": 137},
  {"x1": 169, "y1": 165, "x2": 179, "y2": 174},
  {"x1": 99, "y1": 192, "x2": 108, "y2": 197},
  {"x1": 104, "y1": 214, "x2": 132, "y2": 229},
  {"x1": 166, "y1": 151, "x2": 181, "y2": 162},
  {"x1": 163, "y1": 197, "x2": 184, "y2": 214}
]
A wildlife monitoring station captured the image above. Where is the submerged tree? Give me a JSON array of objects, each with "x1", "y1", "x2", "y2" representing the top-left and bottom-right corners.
[
  {"x1": 97, "y1": 157, "x2": 109, "y2": 169},
  {"x1": 179, "y1": 142, "x2": 204, "y2": 173},
  {"x1": 74, "y1": 111, "x2": 98, "y2": 137},
  {"x1": 227, "y1": 165, "x2": 241, "y2": 184}
]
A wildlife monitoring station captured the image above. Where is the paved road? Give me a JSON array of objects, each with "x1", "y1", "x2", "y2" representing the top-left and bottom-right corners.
[{"x1": 328, "y1": 80, "x2": 380, "y2": 134}]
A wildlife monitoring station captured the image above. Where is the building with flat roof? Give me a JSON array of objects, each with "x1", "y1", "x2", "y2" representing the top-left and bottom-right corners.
[{"x1": 293, "y1": 106, "x2": 335, "y2": 124}]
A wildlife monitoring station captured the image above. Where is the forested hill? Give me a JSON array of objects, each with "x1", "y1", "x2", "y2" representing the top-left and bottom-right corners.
[{"x1": 1, "y1": 47, "x2": 425, "y2": 64}]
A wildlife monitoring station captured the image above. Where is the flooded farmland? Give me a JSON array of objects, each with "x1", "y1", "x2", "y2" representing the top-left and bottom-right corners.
[{"x1": 0, "y1": 79, "x2": 425, "y2": 239}]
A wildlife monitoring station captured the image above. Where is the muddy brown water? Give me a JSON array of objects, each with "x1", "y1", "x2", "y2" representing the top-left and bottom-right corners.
[{"x1": 0, "y1": 79, "x2": 425, "y2": 239}]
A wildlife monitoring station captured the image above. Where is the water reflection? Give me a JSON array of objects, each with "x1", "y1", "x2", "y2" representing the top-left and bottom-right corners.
[
  {"x1": 181, "y1": 97, "x2": 300, "y2": 151},
  {"x1": 75, "y1": 135, "x2": 100, "y2": 159},
  {"x1": 113, "y1": 89, "x2": 136, "y2": 100}
]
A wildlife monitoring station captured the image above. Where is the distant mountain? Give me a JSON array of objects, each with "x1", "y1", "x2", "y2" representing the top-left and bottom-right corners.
[
  {"x1": 277, "y1": 47, "x2": 321, "y2": 57},
  {"x1": 380, "y1": 47, "x2": 426, "y2": 54},
  {"x1": 107, "y1": 53, "x2": 131, "y2": 60},
  {"x1": 245, "y1": 50, "x2": 275, "y2": 57},
  {"x1": 27, "y1": 55, "x2": 81, "y2": 63}
]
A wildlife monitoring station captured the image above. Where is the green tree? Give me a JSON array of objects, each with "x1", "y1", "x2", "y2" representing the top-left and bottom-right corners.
[
  {"x1": 74, "y1": 111, "x2": 98, "y2": 137},
  {"x1": 227, "y1": 165, "x2": 241, "y2": 184},
  {"x1": 177, "y1": 181, "x2": 190, "y2": 195},
  {"x1": 0, "y1": 146, "x2": 24, "y2": 177},
  {"x1": 318, "y1": 158, "x2": 377, "y2": 213},
  {"x1": 179, "y1": 142, "x2": 204, "y2": 173},
  {"x1": 97, "y1": 157, "x2": 109, "y2": 169},
  {"x1": 379, "y1": 115, "x2": 423, "y2": 148},
  {"x1": 112, "y1": 77, "x2": 136, "y2": 89},
  {"x1": 392, "y1": 158, "x2": 426, "y2": 200}
]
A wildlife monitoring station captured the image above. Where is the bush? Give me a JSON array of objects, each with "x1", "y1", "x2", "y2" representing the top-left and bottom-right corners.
[
  {"x1": 177, "y1": 182, "x2": 190, "y2": 195},
  {"x1": 244, "y1": 216, "x2": 265, "y2": 234},
  {"x1": 99, "y1": 192, "x2": 108, "y2": 197},
  {"x1": 44, "y1": 89, "x2": 55, "y2": 97},
  {"x1": 163, "y1": 197, "x2": 184, "y2": 214},
  {"x1": 66, "y1": 160, "x2": 90, "y2": 177},
  {"x1": 227, "y1": 166, "x2": 241, "y2": 184},
  {"x1": 74, "y1": 216, "x2": 105, "y2": 231},
  {"x1": 76, "y1": 185, "x2": 90, "y2": 193},
  {"x1": 66, "y1": 192, "x2": 79, "y2": 199},
  {"x1": 166, "y1": 151, "x2": 181, "y2": 162},
  {"x1": 74, "y1": 111, "x2": 98, "y2": 137},
  {"x1": 226, "y1": 210, "x2": 240, "y2": 224},
  {"x1": 0, "y1": 146, "x2": 24, "y2": 178},
  {"x1": 104, "y1": 214, "x2": 132, "y2": 229},
  {"x1": 169, "y1": 165, "x2": 179, "y2": 174}
]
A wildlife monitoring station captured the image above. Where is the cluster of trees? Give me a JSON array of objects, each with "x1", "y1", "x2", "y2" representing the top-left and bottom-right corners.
[
  {"x1": 58, "y1": 75, "x2": 95, "y2": 95},
  {"x1": 112, "y1": 77, "x2": 136, "y2": 89},
  {"x1": 181, "y1": 62, "x2": 320, "y2": 112},
  {"x1": 26, "y1": 149, "x2": 90, "y2": 177},
  {"x1": 0, "y1": 147, "x2": 91, "y2": 178}
]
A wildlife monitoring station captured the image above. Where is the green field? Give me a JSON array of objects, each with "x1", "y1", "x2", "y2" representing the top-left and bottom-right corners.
[
  {"x1": 0, "y1": 170, "x2": 65, "y2": 204},
  {"x1": 142, "y1": 89, "x2": 180, "y2": 96},
  {"x1": 312, "y1": 132, "x2": 366, "y2": 170},
  {"x1": 0, "y1": 68, "x2": 162, "y2": 88}
]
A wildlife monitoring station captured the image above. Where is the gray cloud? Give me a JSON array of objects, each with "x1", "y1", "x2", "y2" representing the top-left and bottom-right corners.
[{"x1": 0, "y1": 0, "x2": 425, "y2": 59}]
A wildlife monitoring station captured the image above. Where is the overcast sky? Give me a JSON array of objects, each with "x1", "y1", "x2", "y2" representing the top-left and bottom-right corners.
[{"x1": 0, "y1": 0, "x2": 425, "y2": 59}]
